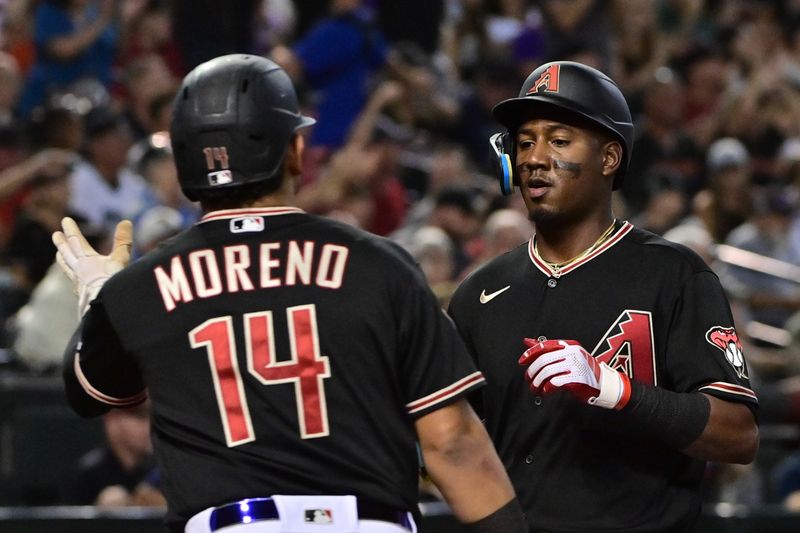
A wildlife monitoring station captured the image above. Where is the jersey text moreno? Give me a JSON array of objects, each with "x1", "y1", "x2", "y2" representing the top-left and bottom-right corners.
[{"x1": 154, "y1": 241, "x2": 350, "y2": 311}]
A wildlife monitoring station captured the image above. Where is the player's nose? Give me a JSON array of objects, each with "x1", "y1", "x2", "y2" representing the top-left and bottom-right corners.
[{"x1": 519, "y1": 141, "x2": 551, "y2": 172}]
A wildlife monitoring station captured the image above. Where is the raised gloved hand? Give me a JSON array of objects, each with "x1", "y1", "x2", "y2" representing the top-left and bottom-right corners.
[
  {"x1": 518, "y1": 338, "x2": 631, "y2": 410},
  {"x1": 52, "y1": 217, "x2": 133, "y2": 316}
]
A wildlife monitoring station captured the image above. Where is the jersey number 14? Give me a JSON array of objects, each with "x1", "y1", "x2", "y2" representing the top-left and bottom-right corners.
[{"x1": 189, "y1": 304, "x2": 331, "y2": 447}]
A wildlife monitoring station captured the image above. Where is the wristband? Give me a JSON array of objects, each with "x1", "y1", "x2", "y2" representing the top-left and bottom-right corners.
[{"x1": 621, "y1": 381, "x2": 710, "y2": 450}]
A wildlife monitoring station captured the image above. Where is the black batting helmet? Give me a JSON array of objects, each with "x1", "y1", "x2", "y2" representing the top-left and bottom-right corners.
[
  {"x1": 491, "y1": 61, "x2": 633, "y2": 191},
  {"x1": 170, "y1": 54, "x2": 315, "y2": 200}
]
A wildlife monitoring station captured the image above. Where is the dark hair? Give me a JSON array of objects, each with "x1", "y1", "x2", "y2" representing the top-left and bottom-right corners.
[
  {"x1": 435, "y1": 186, "x2": 482, "y2": 217},
  {"x1": 136, "y1": 145, "x2": 172, "y2": 178},
  {"x1": 28, "y1": 105, "x2": 82, "y2": 149},
  {"x1": 84, "y1": 107, "x2": 126, "y2": 140}
]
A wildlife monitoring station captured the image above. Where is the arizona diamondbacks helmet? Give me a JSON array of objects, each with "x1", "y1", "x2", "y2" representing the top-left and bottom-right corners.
[
  {"x1": 489, "y1": 61, "x2": 633, "y2": 193},
  {"x1": 170, "y1": 54, "x2": 315, "y2": 200}
]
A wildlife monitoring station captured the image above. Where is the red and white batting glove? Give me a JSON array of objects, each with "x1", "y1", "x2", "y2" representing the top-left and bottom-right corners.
[
  {"x1": 518, "y1": 338, "x2": 632, "y2": 410},
  {"x1": 52, "y1": 217, "x2": 133, "y2": 317}
]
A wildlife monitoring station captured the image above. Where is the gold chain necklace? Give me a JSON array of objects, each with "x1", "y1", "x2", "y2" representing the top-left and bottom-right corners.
[{"x1": 534, "y1": 219, "x2": 617, "y2": 271}]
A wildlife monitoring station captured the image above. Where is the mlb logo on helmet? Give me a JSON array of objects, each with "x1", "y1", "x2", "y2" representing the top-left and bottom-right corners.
[
  {"x1": 230, "y1": 216, "x2": 265, "y2": 233},
  {"x1": 208, "y1": 170, "x2": 233, "y2": 185}
]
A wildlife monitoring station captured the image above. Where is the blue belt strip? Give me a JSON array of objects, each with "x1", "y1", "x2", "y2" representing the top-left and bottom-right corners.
[{"x1": 209, "y1": 497, "x2": 413, "y2": 531}]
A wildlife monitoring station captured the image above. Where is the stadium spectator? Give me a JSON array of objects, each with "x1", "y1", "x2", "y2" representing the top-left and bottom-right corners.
[
  {"x1": 0, "y1": 147, "x2": 76, "y2": 250},
  {"x1": 721, "y1": 187, "x2": 800, "y2": 330},
  {"x1": 117, "y1": 54, "x2": 177, "y2": 139},
  {"x1": 670, "y1": 137, "x2": 755, "y2": 245},
  {"x1": 27, "y1": 104, "x2": 85, "y2": 152},
  {"x1": 407, "y1": 224, "x2": 456, "y2": 307},
  {"x1": 4, "y1": 158, "x2": 79, "y2": 290},
  {"x1": 61, "y1": 401, "x2": 159, "y2": 507},
  {"x1": 610, "y1": 0, "x2": 672, "y2": 115},
  {"x1": 68, "y1": 106, "x2": 149, "y2": 234},
  {"x1": 0, "y1": 51, "x2": 21, "y2": 128},
  {"x1": 621, "y1": 67, "x2": 703, "y2": 215},
  {"x1": 297, "y1": 79, "x2": 411, "y2": 235},
  {"x1": 426, "y1": 186, "x2": 484, "y2": 279},
  {"x1": 272, "y1": 0, "x2": 388, "y2": 152},
  {"x1": 171, "y1": 0, "x2": 260, "y2": 71},
  {"x1": 127, "y1": 131, "x2": 198, "y2": 232},
  {"x1": 17, "y1": 0, "x2": 120, "y2": 117},
  {"x1": 391, "y1": 142, "x2": 478, "y2": 249},
  {"x1": 116, "y1": 0, "x2": 183, "y2": 79},
  {"x1": 539, "y1": 0, "x2": 612, "y2": 69},
  {"x1": 460, "y1": 207, "x2": 532, "y2": 279}
]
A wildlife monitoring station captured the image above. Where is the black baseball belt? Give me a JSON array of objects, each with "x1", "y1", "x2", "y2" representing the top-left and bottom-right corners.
[{"x1": 209, "y1": 497, "x2": 414, "y2": 531}]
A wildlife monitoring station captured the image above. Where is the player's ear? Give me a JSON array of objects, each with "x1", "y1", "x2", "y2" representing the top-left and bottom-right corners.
[
  {"x1": 601, "y1": 140, "x2": 622, "y2": 177},
  {"x1": 285, "y1": 133, "x2": 304, "y2": 177}
]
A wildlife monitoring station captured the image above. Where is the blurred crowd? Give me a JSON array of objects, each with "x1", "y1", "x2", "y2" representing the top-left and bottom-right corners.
[{"x1": 1, "y1": 0, "x2": 800, "y2": 516}]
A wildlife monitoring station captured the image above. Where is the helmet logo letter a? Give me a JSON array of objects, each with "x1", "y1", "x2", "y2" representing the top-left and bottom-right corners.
[
  {"x1": 528, "y1": 64, "x2": 560, "y2": 94},
  {"x1": 203, "y1": 147, "x2": 230, "y2": 170}
]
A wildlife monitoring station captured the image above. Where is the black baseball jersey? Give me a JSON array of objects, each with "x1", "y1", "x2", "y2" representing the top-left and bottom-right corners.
[
  {"x1": 448, "y1": 220, "x2": 757, "y2": 533},
  {"x1": 63, "y1": 207, "x2": 484, "y2": 530}
]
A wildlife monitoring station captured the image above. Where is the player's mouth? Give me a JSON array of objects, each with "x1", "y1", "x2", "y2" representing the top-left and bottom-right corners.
[{"x1": 526, "y1": 177, "x2": 552, "y2": 198}]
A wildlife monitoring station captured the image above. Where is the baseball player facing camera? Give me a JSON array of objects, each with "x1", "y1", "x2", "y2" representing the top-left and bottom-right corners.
[
  {"x1": 448, "y1": 61, "x2": 759, "y2": 532},
  {"x1": 54, "y1": 55, "x2": 526, "y2": 533}
]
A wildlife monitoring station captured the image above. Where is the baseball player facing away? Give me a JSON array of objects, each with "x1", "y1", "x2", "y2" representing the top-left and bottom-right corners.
[
  {"x1": 53, "y1": 55, "x2": 527, "y2": 533},
  {"x1": 448, "y1": 61, "x2": 760, "y2": 532}
]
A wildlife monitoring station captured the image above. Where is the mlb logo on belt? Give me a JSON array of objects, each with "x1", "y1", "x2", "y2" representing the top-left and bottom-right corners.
[
  {"x1": 230, "y1": 216, "x2": 265, "y2": 233},
  {"x1": 304, "y1": 508, "x2": 333, "y2": 523}
]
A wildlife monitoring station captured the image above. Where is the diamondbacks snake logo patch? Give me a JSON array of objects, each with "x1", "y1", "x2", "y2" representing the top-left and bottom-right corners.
[{"x1": 705, "y1": 326, "x2": 747, "y2": 379}]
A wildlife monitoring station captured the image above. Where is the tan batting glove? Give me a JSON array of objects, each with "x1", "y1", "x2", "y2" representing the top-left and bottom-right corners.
[{"x1": 52, "y1": 217, "x2": 133, "y2": 317}]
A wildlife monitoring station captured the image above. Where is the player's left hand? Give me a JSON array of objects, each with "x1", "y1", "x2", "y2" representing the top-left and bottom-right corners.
[
  {"x1": 52, "y1": 217, "x2": 133, "y2": 316},
  {"x1": 519, "y1": 339, "x2": 632, "y2": 410}
]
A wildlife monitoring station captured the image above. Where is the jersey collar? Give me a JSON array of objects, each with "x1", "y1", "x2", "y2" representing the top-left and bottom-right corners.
[
  {"x1": 198, "y1": 206, "x2": 305, "y2": 224},
  {"x1": 528, "y1": 220, "x2": 633, "y2": 277}
]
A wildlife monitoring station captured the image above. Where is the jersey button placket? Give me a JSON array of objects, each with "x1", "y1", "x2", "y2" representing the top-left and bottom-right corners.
[
  {"x1": 547, "y1": 278, "x2": 557, "y2": 288},
  {"x1": 532, "y1": 341, "x2": 543, "y2": 407},
  {"x1": 524, "y1": 454, "x2": 534, "y2": 464}
]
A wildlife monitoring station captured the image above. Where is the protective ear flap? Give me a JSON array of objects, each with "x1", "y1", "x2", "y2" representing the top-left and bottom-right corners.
[{"x1": 490, "y1": 132, "x2": 515, "y2": 195}]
